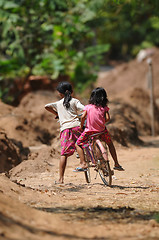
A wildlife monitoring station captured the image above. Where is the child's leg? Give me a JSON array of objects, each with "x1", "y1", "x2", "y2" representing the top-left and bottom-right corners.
[
  {"x1": 107, "y1": 140, "x2": 120, "y2": 167},
  {"x1": 75, "y1": 144, "x2": 87, "y2": 169},
  {"x1": 102, "y1": 130, "x2": 124, "y2": 170},
  {"x1": 59, "y1": 155, "x2": 67, "y2": 183}
]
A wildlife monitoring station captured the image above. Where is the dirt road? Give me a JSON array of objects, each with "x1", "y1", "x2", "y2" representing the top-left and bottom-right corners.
[{"x1": 0, "y1": 137, "x2": 159, "y2": 240}]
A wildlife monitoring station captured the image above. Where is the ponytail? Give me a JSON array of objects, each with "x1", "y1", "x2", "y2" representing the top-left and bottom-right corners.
[
  {"x1": 63, "y1": 90, "x2": 72, "y2": 109},
  {"x1": 56, "y1": 81, "x2": 73, "y2": 109}
]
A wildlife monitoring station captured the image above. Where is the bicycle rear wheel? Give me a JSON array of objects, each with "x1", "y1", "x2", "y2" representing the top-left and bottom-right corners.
[
  {"x1": 84, "y1": 148, "x2": 91, "y2": 183},
  {"x1": 93, "y1": 140, "x2": 112, "y2": 186}
]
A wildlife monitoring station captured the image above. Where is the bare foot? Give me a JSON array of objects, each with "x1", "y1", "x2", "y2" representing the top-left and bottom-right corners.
[{"x1": 55, "y1": 180, "x2": 64, "y2": 185}]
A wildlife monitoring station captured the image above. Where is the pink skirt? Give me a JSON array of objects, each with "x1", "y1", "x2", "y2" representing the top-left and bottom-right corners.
[
  {"x1": 76, "y1": 129, "x2": 111, "y2": 148},
  {"x1": 60, "y1": 126, "x2": 83, "y2": 156}
]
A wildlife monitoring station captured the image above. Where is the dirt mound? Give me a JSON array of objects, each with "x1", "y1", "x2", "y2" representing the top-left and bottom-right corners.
[
  {"x1": 128, "y1": 88, "x2": 159, "y2": 134},
  {"x1": 0, "y1": 91, "x2": 59, "y2": 147},
  {"x1": 0, "y1": 89, "x2": 143, "y2": 151},
  {"x1": 97, "y1": 48, "x2": 159, "y2": 136},
  {"x1": 0, "y1": 130, "x2": 28, "y2": 173},
  {"x1": 9, "y1": 145, "x2": 59, "y2": 189},
  {"x1": 107, "y1": 88, "x2": 159, "y2": 137},
  {"x1": 0, "y1": 175, "x2": 73, "y2": 240},
  {"x1": 97, "y1": 47, "x2": 159, "y2": 99},
  {"x1": 0, "y1": 92, "x2": 60, "y2": 172}
]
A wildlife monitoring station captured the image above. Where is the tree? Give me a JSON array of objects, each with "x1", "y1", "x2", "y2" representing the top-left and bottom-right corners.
[
  {"x1": 0, "y1": 0, "x2": 159, "y2": 104},
  {"x1": 0, "y1": 0, "x2": 110, "y2": 102}
]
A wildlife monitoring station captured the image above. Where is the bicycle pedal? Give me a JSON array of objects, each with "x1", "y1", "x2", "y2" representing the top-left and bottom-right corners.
[{"x1": 94, "y1": 168, "x2": 98, "y2": 172}]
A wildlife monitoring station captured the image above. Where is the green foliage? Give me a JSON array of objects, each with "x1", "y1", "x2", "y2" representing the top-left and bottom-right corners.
[
  {"x1": 0, "y1": 0, "x2": 111, "y2": 95},
  {"x1": 155, "y1": 213, "x2": 159, "y2": 223},
  {"x1": 0, "y1": 0, "x2": 159, "y2": 102},
  {"x1": 92, "y1": 0, "x2": 159, "y2": 59},
  {"x1": 71, "y1": 59, "x2": 97, "y2": 92},
  {"x1": 0, "y1": 86, "x2": 13, "y2": 103}
]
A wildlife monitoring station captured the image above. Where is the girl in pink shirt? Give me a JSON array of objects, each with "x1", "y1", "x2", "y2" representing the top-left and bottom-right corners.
[{"x1": 75, "y1": 87, "x2": 124, "y2": 171}]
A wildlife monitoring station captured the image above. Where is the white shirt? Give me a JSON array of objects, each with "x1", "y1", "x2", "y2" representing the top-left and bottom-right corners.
[{"x1": 45, "y1": 98, "x2": 84, "y2": 132}]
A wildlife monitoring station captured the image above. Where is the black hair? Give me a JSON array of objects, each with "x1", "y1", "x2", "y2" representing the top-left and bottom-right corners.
[
  {"x1": 89, "y1": 87, "x2": 109, "y2": 107},
  {"x1": 56, "y1": 81, "x2": 73, "y2": 109}
]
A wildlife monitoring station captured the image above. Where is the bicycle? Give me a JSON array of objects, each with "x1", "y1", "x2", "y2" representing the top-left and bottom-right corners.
[
  {"x1": 83, "y1": 131, "x2": 114, "y2": 186},
  {"x1": 55, "y1": 114, "x2": 113, "y2": 186}
]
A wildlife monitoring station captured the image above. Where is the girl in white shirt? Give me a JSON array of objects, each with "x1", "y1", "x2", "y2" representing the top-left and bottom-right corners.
[{"x1": 45, "y1": 81, "x2": 87, "y2": 183}]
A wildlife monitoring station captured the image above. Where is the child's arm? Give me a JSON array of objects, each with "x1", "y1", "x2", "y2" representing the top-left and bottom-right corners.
[
  {"x1": 45, "y1": 105, "x2": 58, "y2": 118},
  {"x1": 81, "y1": 110, "x2": 87, "y2": 129},
  {"x1": 105, "y1": 111, "x2": 110, "y2": 123}
]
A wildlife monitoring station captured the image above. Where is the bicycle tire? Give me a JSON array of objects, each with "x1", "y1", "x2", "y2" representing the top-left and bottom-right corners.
[
  {"x1": 84, "y1": 168, "x2": 91, "y2": 183},
  {"x1": 84, "y1": 148, "x2": 91, "y2": 183},
  {"x1": 93, "y1": 140, "x2": 112, "y2": 186}
]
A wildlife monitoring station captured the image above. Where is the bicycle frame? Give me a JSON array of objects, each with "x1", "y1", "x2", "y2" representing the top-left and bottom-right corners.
[
  {"x1": 84, "y1": 131, "x2": 113, "y2": 186},
  {"x1": 85, "y1": 131, "x2": 109, "y2": 164}
]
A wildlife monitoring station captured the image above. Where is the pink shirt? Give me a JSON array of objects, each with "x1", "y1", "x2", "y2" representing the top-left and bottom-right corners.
[{"x1": 84, "y1": 104, "x2": 109, "y2": 132}]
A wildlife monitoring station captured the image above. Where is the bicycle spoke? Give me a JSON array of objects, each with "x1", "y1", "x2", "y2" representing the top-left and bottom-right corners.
[{"x1": 93, "y1": 141, "x2": 112, "y2": 186}]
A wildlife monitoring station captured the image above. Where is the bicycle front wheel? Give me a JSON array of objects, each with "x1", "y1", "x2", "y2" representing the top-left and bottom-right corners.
[{"x1": 93, "y1": 141, "x2": 112, "y2": 186}]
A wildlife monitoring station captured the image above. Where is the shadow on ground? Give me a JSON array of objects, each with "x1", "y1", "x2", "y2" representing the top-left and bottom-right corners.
[{"x1": 36, "y1": 206, "x2": 158, "y2": 223}]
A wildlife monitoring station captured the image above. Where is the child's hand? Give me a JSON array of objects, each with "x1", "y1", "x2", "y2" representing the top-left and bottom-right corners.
[{"x1": 82, "y1": 126, "x2": 85, "y2": 131}]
